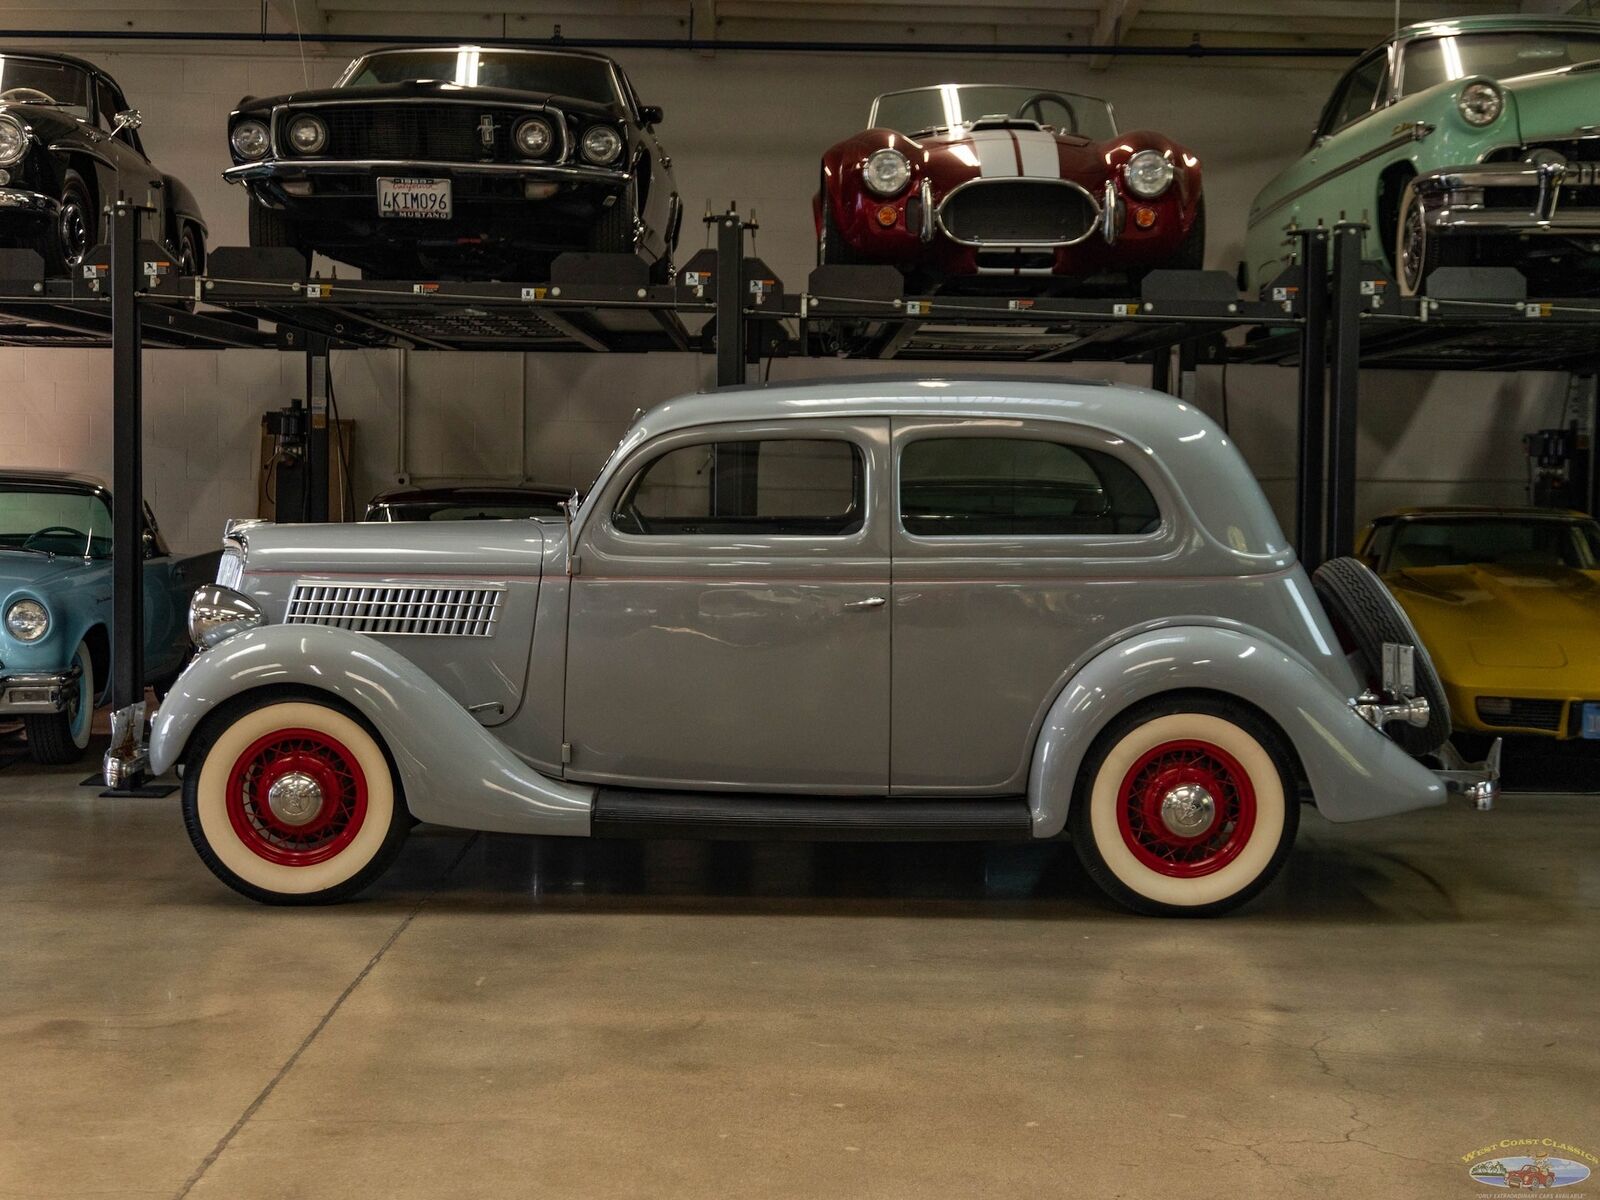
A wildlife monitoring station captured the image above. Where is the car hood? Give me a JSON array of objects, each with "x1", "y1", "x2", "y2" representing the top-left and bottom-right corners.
[
  {"x1": 240, "y1": 79, "x2": 620, "y2": 121},
  {"x1": 914, "y1": 121, "x2": 1107, "y2": 183},
  {"x1": 1388, "y1": 562, "x2": 1600, "y2": 676},
  {"x1": 1502, "y1": 59, "x2": 1600, "y2": 141},
  {"x1": 0, "y1": 551, "x2": 97, "y2": 596}
]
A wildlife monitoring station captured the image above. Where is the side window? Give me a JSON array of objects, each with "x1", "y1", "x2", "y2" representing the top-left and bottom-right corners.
[
  {"x1": 900, "y1": 437, "x2": 1159, "y2": 537},
  {"x1": 1361, "y1": 522, "x2": 1393, "y2": 570},
  {"x1": 1321, "y1": 51, "x2": 1388, "y2": 136},
  {"x1": 613, "y1": 438, "x2": 864, "y2": 537}
]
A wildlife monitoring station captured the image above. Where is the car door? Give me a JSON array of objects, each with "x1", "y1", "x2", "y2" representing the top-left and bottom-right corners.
[
  {"x1": 888, "y1": 418, "x2": 1179, "y2": 794},
  {"x1": 1246, "y1": 46, "x2": 1394, "y2": 288},
  {"x1": 563, "y1": 419, "x2": 891, "y2": 792}
]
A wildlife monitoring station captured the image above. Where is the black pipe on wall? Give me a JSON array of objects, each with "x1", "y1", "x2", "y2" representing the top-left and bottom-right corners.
[{"x1": 0, "y1": 29, "x2": 1364, "y2": 59}]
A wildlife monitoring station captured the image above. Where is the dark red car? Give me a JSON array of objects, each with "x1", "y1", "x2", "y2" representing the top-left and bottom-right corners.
[{"x1": 816, "y1": 84, "x2": 1204, "y2": 291}]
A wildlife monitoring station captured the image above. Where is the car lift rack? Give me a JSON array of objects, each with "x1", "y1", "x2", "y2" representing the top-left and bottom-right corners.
[{"x1": 0, "y1": 205, "x2": 1596, "y2": 787}]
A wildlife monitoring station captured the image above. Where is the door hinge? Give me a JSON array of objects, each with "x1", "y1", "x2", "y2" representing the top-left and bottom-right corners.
[
  {"x1": 561, "y1": 742, "x2": 572, "y2": 764},
  {"x1": 566, "y1": 555, "x2": 581, "y2": 576}
]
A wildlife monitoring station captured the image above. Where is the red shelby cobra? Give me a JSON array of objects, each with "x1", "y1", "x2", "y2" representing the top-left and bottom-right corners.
[{"x1": 817, "y1": 84, "x2": 1204, "y2": 290}]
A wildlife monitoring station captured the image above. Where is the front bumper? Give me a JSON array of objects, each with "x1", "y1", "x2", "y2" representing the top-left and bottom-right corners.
[
  {"x1": 1415, "y1": 160, "x2": 1600, "y2": 237},
  {"x1": 223, "y1": 158, "x2": 629, "y2": 188},
  {"x1": 0, "y1": 188, "x2": 58, "y2": 222},
  {"x1": 0, "y1": 668, "x2": 77, "y2": 715}
]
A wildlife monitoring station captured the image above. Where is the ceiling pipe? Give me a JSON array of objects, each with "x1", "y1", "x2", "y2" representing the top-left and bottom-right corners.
[{"x1": 0, "y1": 28, "x2": 1364, "y2": 59}]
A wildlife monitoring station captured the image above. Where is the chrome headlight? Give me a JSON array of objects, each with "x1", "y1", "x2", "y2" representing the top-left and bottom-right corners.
[
  {"x1": 286, "y1": 114, "x2": 327, "y2": 155},
  {"x1": 0, "y1": 114, "x2": 27, "y2": 167},
  {"x1": 230, "y1": 119, "x2": 271, "y2": 160},
  {"x1": 1124, "y1": 149, "x2": 1175, "y2": 198},
  {"x1": 863, "y1": 148, "x2": 911, "y2": 197},
  {"x1": 515, "y1": 116, "x2": 554, "y2": 158},
  {"x1": 188, "y1": 585, "x2": 263, "y2": 651},
  {"x1": 4, "y1": 598, "x2": 49, "y2": 642},
  {"x1": 1457, "y1": 81, "x2": 1503, "y2": 127},
  {"x1": 580, "y1": 125, "x2": 623, "y2": 165}
]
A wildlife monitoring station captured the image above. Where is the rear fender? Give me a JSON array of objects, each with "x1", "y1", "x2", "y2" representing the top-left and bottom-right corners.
[
  {"x1": 149, "y1": 624, "x2": 592, "y2": 836},
  {"x1": 1026, "y1": 625, "x2": 1445, "y2": 838}
]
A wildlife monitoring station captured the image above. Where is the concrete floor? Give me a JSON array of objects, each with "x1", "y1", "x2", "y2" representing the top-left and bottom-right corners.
[{"x1": 2, "y1": 730, "x2": 1597, "y2": 1200}]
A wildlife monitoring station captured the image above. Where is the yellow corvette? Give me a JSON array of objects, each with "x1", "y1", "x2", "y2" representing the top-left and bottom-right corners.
[{"x1": 1357, "y1": 507, "x2": 1600, "y2": 741}]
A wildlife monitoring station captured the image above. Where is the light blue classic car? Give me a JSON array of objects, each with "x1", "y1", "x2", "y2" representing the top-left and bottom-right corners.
[
  {"x1": 1245, "y1": 15, "x2": 1600, "y2": 296},
  {"x1": 142, "y1": 379, "x2": 1496, "y2": 916},
  {"x1": 0, "y1": 470, "x2": 218, "y2": 764}
]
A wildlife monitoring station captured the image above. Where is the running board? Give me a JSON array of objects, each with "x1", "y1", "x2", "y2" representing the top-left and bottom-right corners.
[{"x1": 591, "y1": 789, "x2": 1034, "y2": 842}]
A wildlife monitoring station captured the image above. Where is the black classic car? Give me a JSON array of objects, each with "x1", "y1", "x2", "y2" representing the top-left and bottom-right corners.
[
  {"x1": 0, "y1": 51, "x2": 207, "y2": 275},
  {"x1": 224, "y1": 45, "x2": 682, "y2": 281}
]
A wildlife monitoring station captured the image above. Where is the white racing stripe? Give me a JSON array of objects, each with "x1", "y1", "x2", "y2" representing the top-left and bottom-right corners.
[
  {"x1": 1014, "y1": 129, "x2": 1062, "y2": 178},
  {"x1": 969, "y1": 129, "x2": 1019, "y2": 177}
]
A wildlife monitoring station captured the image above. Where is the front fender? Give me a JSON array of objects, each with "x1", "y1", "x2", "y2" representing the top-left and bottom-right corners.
[
  {"x1": 1026, "y1": 625, "x2": 1445, "y2": 838},
  {"x1": 150, "y1": 624, "x2": 593, "y2": 836}
]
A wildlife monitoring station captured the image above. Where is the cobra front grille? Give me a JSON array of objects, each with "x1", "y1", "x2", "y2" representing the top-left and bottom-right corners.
[
  {"x1": 281, "y1": 105, "x2": 536, "y2": 163},
  {"x1": 285, "y1": 581, "x2": 504, "y2": 637},
  {"x1": 1475, "y1": 697, "x2": 1564, "y2": 731},
  {"x1": 938, "y1": 180, "x2": 1096, "y2": 246}
]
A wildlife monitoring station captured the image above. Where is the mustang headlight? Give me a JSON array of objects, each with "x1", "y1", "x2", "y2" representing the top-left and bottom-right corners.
[
  {"x1": 4, "y1": 598, "x2": 49, "y2": 642},
  {"x1": 230, "y1": 119, "x2": 271, "y2": 161},
  {"x1": 0, "y1": 114, "x2": 27, "y2": 167},
  {"x1": 863, "y1": 148, "x2": 911, "y2": 197},
  {"x1": 1457, "y1": 81, "x2": 1503, "y2": 127},
  {"x1": 580, "y1": 125, "x2": 623, "y2": 165},
  {"x1": 1124, "y1": 149, "x2": 1175, "y2": 198},
  {"x1": 188, "y1": 585, "x2": 263, "y2": 651},
  {"x1": 286, "y1": 114, "x2": 327, "y2": 155},
  {"x1": 515, "y1": 117, "x2": 555, "y2": 158}
]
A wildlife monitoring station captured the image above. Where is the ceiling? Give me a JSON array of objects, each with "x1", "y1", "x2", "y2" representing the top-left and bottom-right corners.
[{"x1": 0, "y1": 0, "x2": 1589, "y2": 68}]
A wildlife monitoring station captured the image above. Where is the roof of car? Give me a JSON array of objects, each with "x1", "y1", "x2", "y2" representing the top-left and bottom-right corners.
[
  {"x1": 0, "y1": 49, "x2": 106, "y2": 75},
  {"x1": 0, "y1": 467, "x2": 109, "y2": 492},
  {"x1": 356, "y1": 44, "x2": 618, "y2": 64},
  {"x1": 1392, "y1": 14, "x2": 1600, "y2": 41}
]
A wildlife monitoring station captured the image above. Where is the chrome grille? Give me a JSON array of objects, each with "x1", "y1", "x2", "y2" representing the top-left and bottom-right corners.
[
  {"x1": 286, "y1": 581, "x2": 504, "y2": 637},
  {"x1": 278, "y1": 104, "x2": 549, "y2": 163},
  {"x1": 938, "y1": 179, "x2": 1098, "y2": 247}
]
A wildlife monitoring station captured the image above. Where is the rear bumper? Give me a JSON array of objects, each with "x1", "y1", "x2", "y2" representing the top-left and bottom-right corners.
[
  {"x1": 1415, "y1": 160, "x2": 1600, "y2": 237},
  {"x1": 0, "y1": 668, "x2": 75, "y2": 715}
]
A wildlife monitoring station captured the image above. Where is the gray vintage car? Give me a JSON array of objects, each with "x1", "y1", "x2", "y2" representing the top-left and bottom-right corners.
[{"x1": 129, "y1": 379, "x2": 1496, "y2": 915}]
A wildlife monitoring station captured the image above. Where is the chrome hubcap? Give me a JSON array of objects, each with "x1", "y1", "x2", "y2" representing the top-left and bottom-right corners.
[
  {"x1": 266, "y1": 772, "x2": 325, "y2": 826},
  {"x1": 1159, "y1": 783, "x2": 1217, "y2": 837}
]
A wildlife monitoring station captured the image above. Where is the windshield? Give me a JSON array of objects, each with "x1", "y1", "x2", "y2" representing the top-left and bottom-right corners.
[
  {"x1": 342, "y1": 49, "x2": 619, "y2": 104},
  {"x1": 1386, "y1": 516, "x2": 1600, "y2": 570},
  {"x1": 872, "y1": 85, "x2": 1116, "y2": 139},
  {"x1": 0, "y1": 486, "x2": 112, "y2": 558},
  {"x1": 0, "y1": 55, "x2": 91, "y2": 119},
  {"x1": 1402, "y1": 30, "x2": 1600, "y2": 94}
]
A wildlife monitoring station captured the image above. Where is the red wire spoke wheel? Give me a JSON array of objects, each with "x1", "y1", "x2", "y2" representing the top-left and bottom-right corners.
[
  {"x1": 1115, "y1": 739, "x2": 1257, "y2": 878},
  {"x1": 224, "y1": 728, "x2": 369, "y2": 866},
  {"x1": 183, "y1": 696, "x2": 408, "y2": 905}
]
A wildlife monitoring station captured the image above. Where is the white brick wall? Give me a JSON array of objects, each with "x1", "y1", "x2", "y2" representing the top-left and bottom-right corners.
[{"x1": 0, "y1": 39, "x2": 1567, "y2": 551}]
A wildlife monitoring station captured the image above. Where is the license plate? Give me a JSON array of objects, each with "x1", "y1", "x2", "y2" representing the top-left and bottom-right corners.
[
  {"x1": 378, "y1": 177, "x2": 451, "y2": 220},
  {"x1": 1583, "y1": 702, "x2": 1600, "y2": 739}
]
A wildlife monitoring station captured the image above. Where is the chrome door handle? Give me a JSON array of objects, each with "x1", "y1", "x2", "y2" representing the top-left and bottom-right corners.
[{"x1": 843, "y1": 596, "x2": 887, "y2": 610}]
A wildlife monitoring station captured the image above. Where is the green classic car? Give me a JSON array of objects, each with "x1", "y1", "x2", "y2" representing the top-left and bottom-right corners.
[{"x1": 1245, "y1": 15, "x2": 1600, "y2": 297}]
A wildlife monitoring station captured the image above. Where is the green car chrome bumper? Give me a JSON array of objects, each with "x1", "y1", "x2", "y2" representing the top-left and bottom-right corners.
[
  {"x1": 1416, "y1": 160, "x2": 1600, "y2": 236},
  {"x1": 0, "y1": 668, "x2": 77, "y2": 715}
]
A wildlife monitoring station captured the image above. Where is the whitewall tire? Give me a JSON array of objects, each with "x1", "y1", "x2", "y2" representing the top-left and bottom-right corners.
[
  {"x1": 24, "y1": 639, "x2": 95, "y2": 764},
  {"x1": 181, "y1": 694, "x2": 409, "y2": 904},
  {"x1": 1069, "y1": 696, "x2": 1299, "y2": 916}
]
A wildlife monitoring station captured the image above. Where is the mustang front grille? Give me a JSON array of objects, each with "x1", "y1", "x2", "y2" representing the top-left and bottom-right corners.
[
  {"x1": 285, "y1": 581, "x2": 504, "y2": 638},
  {"x1": 278, "y1": 105, "x2": 552, "y2": 164},
  {"x1": 937, "y1": 179, "x2": 1098, "y2": 247},
  {"x1": 1475, "y1": 696, "x2": 1564, "y2": 731}
]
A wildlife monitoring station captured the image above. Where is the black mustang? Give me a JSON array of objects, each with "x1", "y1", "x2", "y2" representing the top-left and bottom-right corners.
[
  {"x1": 225, "y1": 45, "x2": 682, "y2": 281},
  {"x1": 0, "y1": 51, "x2": 206, "y2": 275}
]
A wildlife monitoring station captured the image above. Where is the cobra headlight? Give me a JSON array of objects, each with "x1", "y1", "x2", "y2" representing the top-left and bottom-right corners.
[
  {"x1": 1457, "y1": 81, "x2": 1503, "y2": 127},
  {"x1": 863, "y1": 148, "x2": 911, "y2": 197},
  {"x1": 188, "y1": 585, "x2": 263, "y2": 651},
  {"x1": 286, "y1": 114, "x2": 327, "y2": 155},
  {"x1": 514, "y1": 117, "x2": 555, "y2": 158},
  {"x1": 1124, "y1": 149, "x2": 1175, "y2": 199},
  {"x1": 4, "y1": 598, "x2": 49, "y2": 642},
  {"x1": 0, "y1": 114, "x2": 27, "y2": 167},
  {"x1": 230, "y1": 119, "x2": 271, "y2": 161},
  {"x1": 580, "y1": 125, "x2": 623, "y2": 165}
]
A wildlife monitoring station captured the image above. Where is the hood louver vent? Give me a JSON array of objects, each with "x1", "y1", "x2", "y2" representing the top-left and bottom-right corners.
[{"x1": 285, "y1": 580, "x2": 504, "y2": 637}]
